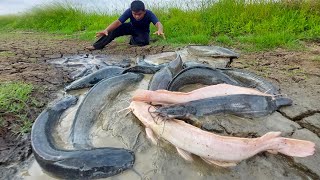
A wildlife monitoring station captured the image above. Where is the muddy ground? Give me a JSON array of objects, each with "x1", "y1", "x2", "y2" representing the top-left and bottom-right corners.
[{"x1": 0, "y1": 32, "x2": 319, "y2": 179}]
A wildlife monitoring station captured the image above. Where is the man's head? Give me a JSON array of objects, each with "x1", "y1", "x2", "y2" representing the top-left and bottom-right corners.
[{"x1": 131, "y1": 0, "x2": 146, "y2": 20}]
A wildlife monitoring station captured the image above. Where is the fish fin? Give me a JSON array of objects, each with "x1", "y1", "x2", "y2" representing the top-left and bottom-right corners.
[
  {"x1": 275, "y1": 97, "x2": 293, "y2": 108},
  {"x1": 274, "y1": 138, "x2": 315, "y2": 157},
  {"x1": 176, "y1": 147, "x2": 193, "y2": 161},
  {"x1": 260, "y1": 132, "x2": 281, "y2": 141},
  {"x1": 200, "y1": 157, "x2": 237, "y2": 167},
  {"x1": 145, "y1": 127, "x2": 158, "y2": 145},
  {"x1": 116, "y1": 106, "x2": 131, "y2": 116},
  {"x1": 185, "y1": 115, "x2": 202, "y2": 128}
]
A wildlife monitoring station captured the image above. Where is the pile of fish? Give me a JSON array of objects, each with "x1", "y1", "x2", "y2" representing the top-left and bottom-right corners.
[
  {"x1": 31, "y1": 53, "x2": 315, "y2": 179},
  {"x1": 130, "y1": 54, "x2": 314, "y2": 167},
  {"x1": 129, "y1": 101, "x2": 314, "y2": 167}
]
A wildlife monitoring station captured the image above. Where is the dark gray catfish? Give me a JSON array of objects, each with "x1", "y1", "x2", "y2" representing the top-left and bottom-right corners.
[
  {"x1": 167, "y1": 66, "x2": 239, "y2": 91},
  {"x1": 70, "y1": 73, "x2": 144, "y2": 149},
  {"x1": 155, "y1": 94, "x2": 292, "y2": 119},
  {"x1": 136, "y1": 55, "x2": 167, "y2": 68},
  {"x1": 70, "y1": 66, "x2": 94, "y2": 80},
  {"x1": 65, "y1": 66, "x2": 124, "y2": 91},
  {"x1": 148, "y1": 67, "x2": 173, "y2": 90},
  {"x1": 148, "y1": 54, "x2": 183, "y2": 90},
  {"x1": 104, "y1": 59, "x2": 132, "y2": 68},
  {"x1": 219, "y1": 68, "x2": 280, "y2": 95},
  {"x1": 167, "y1": 54, "x2": 184, "y2": 75},
  {"x1": 123, "y1": 56, "x2": 168, "y2": 74},
  {"x1": 122, "y1": 65, "x2": 163, "y2": 74},
  {"x1": 31, "y1": 95, "x2": 135, "y2": 179},
  {"x1": 182, "y1": 61, "x2": 208, "y2": 68}
]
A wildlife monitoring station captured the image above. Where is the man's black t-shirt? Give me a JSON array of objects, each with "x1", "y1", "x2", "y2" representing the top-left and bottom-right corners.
[{"x1": 118, "y1": 9, "x2": 159, "y2": 33}]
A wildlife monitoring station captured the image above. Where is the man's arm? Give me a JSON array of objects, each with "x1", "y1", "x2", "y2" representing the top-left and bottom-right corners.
[
  {"x1": 96, "y1": 20, "x2": 122, "y2": 38},
  {"x1": 154, "y1": 22, "x2": 165, "y2": 39}
]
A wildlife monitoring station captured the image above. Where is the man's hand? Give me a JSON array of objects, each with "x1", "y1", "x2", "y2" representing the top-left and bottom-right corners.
[
  {"x1": 153, "y1": 31, "x2": 166, "y2": 39},
  {"x1": 96, "y1": 30, "x2": 108, "y2": 38}
]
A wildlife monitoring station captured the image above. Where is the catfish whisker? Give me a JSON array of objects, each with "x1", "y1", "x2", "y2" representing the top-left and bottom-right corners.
[{"x1": 116, "y1": 106, "x2": 132, "y2": 117}]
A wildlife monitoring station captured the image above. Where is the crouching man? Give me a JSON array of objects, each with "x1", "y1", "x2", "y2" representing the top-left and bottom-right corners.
[{"x1": 86, "y1": 0, "x2": 165, "y2": 50}]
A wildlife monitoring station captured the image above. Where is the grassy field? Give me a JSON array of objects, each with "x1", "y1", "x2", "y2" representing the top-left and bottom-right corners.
[
  {"x1": 0, "y1": 0, "x2": 319, "y2": 51},
  {"x1": 0, "y1": 82, "x2": 37, "y2": 135}
]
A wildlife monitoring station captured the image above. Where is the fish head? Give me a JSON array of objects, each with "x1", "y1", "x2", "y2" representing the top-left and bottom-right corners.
[
  {"x1": 156, "y1": 105, "x2": 191, "y2": 119},
  {"x1": 129, "y1": 101, "x2": 159, "y2": 127},
  {"x1": 50, "y1": 95, "x2": 78, "y2": 111}
]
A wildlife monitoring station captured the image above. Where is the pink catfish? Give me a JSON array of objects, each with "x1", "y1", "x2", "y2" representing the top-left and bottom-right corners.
[
  {"x1": 132, "y1": 84, "x2": 274, "y2": 105},
  {"x1": 130, "y1": 101, "x2": 315, "y2": 167}
]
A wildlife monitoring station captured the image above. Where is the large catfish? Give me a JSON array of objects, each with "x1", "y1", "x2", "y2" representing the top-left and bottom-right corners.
[
  {"x1": 148, "y1": 54, "x2": 183, "y2": 90},
  {"x1": 130, "y1": 101, "x2": 315, "y2": 167},
  {"x1": 31, "y1": 96, "x2": 135, "y2": 179},
  {"x1": 154, "y1": 94, "x2": 292, "y2": 119},
  {"x1": 167, "y1": 66, "x2": 239, "y2": 91},
  {"x1": 219, "y1": 68, "x2": 280, "y2": 95},
  {"x1": 133, "y1": 84, "x2": 273, "y2": 105},
  {"x1": 64, "y1": 66, "x2": 124, "y2": 91},
  {"x1": 70, "y1": 73, "x2": 144, "y2": 149}
]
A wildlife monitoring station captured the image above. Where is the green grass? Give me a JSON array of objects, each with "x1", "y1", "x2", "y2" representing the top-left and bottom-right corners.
[
  {"x1": 0, "y1": 0, "x2": 319, "y2": 51},
  {"x1": 0, "y1": 51, "x2": 15, "y2": 57},
  {"x1": 312, "y1": 55, "x2": 320, "y2": 62},
  {"x1": 0, "y1": 82, "x2": 37, "y2": 135}
]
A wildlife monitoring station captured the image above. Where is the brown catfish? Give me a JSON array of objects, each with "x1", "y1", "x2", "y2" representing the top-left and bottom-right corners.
[{"x1": 130, "y1": 101, "x2": 315, "y2": 167}]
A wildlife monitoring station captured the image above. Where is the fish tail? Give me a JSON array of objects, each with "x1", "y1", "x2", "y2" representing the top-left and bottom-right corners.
[
  {"x1": 260, "y1": 132, "x2": 315, "y2": 157},
  {"x1": 275, "y1": 97, "x2": 293, "y2": 108},
  {"x1": 273, "y1": 138, "x2": 315, "y2": 157},
  {"x1": 132, "y1": 89, "x2": 153, "y2": 102}
]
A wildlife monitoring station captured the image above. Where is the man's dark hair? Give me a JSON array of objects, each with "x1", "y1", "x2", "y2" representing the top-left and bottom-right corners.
[{"x1": 131, "y1": 0, "x2": 145, "y2": 12}]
